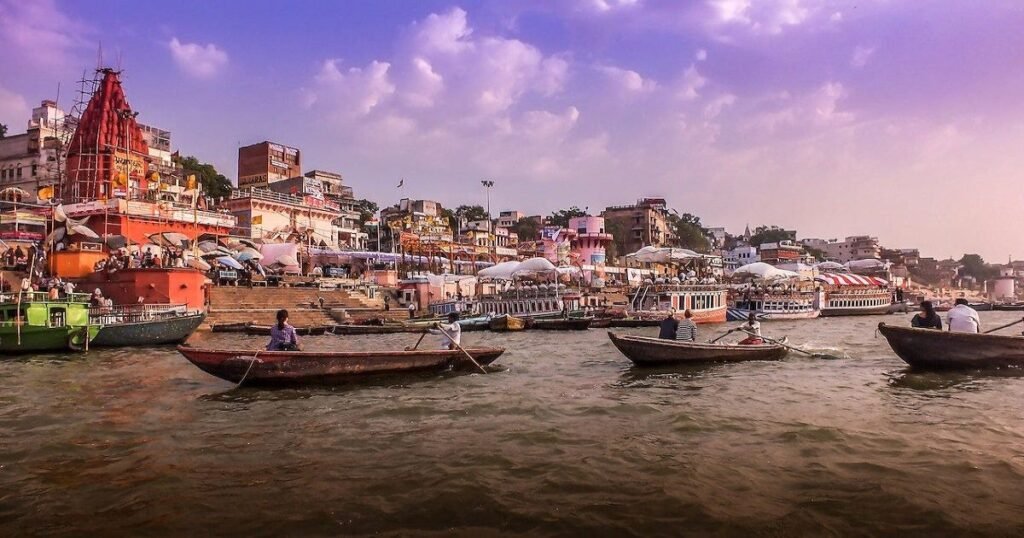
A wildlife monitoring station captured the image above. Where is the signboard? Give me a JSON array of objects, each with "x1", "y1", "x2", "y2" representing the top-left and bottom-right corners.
[
  {"x1": 270, "y1": 159, "x2": 290, "y2": 170},
  {"x1": 302, "y1": 177, "x2": 324, "y2": 200}
]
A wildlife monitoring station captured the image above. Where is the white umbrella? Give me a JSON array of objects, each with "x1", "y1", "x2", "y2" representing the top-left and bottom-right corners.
[
  {"x1": 187, "y1": 256, "x2": 212, "y2": 271},
  {"x1": 69, "y1": 224, "x2": 100, "y2": 239},
  {"x1": 732, "y1": 262, "x2": 799, "y2": 281},
  {"x1": 216, "y1": 256, "x2": 243, "y2": 270},
  {"x1": 52, "y1": 204, "x2": 68, "y2": 223},
  {"x1": 197, "y1": 240, "x2": 220, "y2": 253},
  {"x1": 815, "y1": 261, "x2": 846, "y2": 271},
  {"x1": 274, "y1": 254, "x2": 299, "y2": 267}
]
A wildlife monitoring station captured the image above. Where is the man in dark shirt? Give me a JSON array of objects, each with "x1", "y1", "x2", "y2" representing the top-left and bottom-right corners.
[{"x1": 658, "y1": 311, "x2": 679, "y2": 339}]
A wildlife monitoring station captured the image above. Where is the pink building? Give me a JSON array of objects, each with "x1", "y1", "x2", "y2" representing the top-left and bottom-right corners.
[{"x1": 569, "y1": 216, "x2": 613, "y2": 266}]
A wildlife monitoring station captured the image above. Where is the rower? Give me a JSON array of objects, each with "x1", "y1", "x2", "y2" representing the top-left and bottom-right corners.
[
  {"x1": 430, "y1": 312, "x2": 462, "y2": 350},
  {"x1": 738, "y1": 313, "x2": 763, "y2": 345}
]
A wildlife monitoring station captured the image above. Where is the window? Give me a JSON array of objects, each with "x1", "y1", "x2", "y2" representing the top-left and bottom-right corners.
[{"x1": 50, "y1": 308, "x2": 66, "y2": 327}]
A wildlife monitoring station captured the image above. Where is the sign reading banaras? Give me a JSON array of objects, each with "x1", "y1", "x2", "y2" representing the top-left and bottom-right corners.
[{"x1": 63, "y1": 68, "x2": 151, "y2": 203}]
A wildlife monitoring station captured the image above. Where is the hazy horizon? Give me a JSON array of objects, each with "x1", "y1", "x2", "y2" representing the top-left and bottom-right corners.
[{"x1": 1, "y1": 0, "x2": 1021, "y2": 262}]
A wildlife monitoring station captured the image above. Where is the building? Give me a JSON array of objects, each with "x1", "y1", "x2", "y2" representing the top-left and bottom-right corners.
[
  {"x1": 220, "y1": 188, "x2": 339, "y2": 248},
  {"x1": 380, "y1": 199, "x2": 453, "y2": 244},
  {"x1": 237, "y1": 141, "x2": 301, "y2": 189},
  {"x1": 820, "y1": 235, "x2": 881, "y2": 263},
  {"x1": 569, "y1": 215, "x2": 612, "y2": 266},
  {"x1": 0, "y1": 100, "x2": 66, "y2": 193},
  {"x1": 706, "y1": 227, "x2": 726, "y2": 248},
  {"x1": 724, "y1": 245, "x2": 759, "y2": 272},
  {"x1": 758, "y1": 241, "x2": 804, "y2": 265},
  {"x1": 497, "y1": 210, "x2": 524, "y2": 228},
  {"x1": 537, "y1": 226, "x2": 576, "y2": 264},
  {"x1": 601, "y1": 198, "x2": 673, "y2": 255},
  {"x1": 265, "y1": 171, "x2": 365, "y2": 250}
]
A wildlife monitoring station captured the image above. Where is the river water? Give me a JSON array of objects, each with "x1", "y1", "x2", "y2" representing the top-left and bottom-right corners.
[{"x1": 3, "y1": 311, "x2": 1024, "y2": 536}]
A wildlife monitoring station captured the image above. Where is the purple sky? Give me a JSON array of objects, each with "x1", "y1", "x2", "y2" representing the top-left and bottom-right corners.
[{"x1": 1, "y1": 0, "x2": 1022, "y2": 261}]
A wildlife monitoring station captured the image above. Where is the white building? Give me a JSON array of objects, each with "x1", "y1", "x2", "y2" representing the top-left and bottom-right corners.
[
  {"x1": 0, "y1": 100, "x2": 65, "y2": 192},
  {"x1": 724, "y1": 245, "x2": 759, "y2": 272},
  {"x1": 497, "y1": 210, "x2": 524, "y2": 228},
  {"x1": 820, "y1": 235, "x2": 881, "y2": 263}
]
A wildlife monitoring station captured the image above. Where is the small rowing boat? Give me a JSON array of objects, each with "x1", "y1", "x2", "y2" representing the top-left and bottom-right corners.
[
  {"x1": 176, "y1": 344, "x2": 506, "y2": 385},
  {"x1": 607, "y1": 332, "x2": 788, "y2": 366},
  {"x1": 877, "y1": 323, "x2": 1024, "y2": 369},
  {"x1": 330, "y1": 324, "x2": 425, "y2": 335}
]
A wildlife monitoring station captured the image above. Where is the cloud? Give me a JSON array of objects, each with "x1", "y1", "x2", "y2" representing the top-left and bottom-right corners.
[
  {"x1": 168, "y1": 38, "x2": 229, "y2": 78},
  {"x1": 677, "y1": 65, "x2": 708, "y2": 100},
  {"x1": 851, "y1": 45, "x2": 875, "y2": 68},
  {"x1": 596, "y1": 65, "x2": 657, "y2": 93},
  {"x1": 0, "y1": 86, "x2": 30, "y2": 129},
  {"x1": 0, "y1": 0, "x2": 89, "y2": 68},
  {"x1": 695, "y1": 49, "x2": 708, "y2": 61},
  {"x1": 305, "y1": 59, "x2": 396, "y2": 118},
  {"x1": 704, "y1": 93, "x2": 737, "y2": 119},
  {"x1": 708, "y1": 0, "x2": 812, "y2": 35}
]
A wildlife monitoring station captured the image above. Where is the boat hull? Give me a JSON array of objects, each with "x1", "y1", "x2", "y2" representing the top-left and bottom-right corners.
[
  {"x1": 529, "y1": 317, "x2": 593, "y2": 331},
  {"x1": 489, "y1": 315, "x2": 526, "y2": 332},
  {"x1": 176, "y1": 345, "x2": 505, "y2": 385},
  {"x1": 92, "y1": 312, "x2": 205, "y2": 346},
  {"x1": 0, "y1": 325, "x2": 99, "y2": 353},
  {"x1": 820, "y1": 304, "x2": 892, "y2": 316},
  {"x1": 993, "y1": 303, "x2": 1024, "y2": 311},
  {"x1": 244, "y1": 324, "x2": 329, "y2": 336},
  {"x1": 726, "y1": 307, "x2": 820, "y2": 322},
  {"x1": 330, "y1": 324, "x2": 426, "y2": 335},
  {"x1": 878, "y1": 323, "x2": 1024, "y2": 369},
  {"x1": 608, "y1": 332, "x2": 788, "y2": 366}
]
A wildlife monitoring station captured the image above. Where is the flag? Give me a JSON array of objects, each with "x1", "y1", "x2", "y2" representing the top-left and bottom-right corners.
[
  {"x1": 396, "y1": 179, "x2": 404, "y2": 188},
  {"x1": 252, "y1": 215, "x2": 263, "y2": 225},
  {"x1": 36, "y1": 186, "x2": 54, "y2": 201}
]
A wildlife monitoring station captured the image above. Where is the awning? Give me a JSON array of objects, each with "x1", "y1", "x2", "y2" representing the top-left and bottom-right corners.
[{"x1": 815, "y1": 272, "x2": 888, "y2": 286}]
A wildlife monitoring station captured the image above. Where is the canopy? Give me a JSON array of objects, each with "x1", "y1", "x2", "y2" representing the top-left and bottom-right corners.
[
  {"x1": 815, "y1": 272, "x2": 888, "y2": 286},
  {"x1": 148, "y1": 232, "x2": 191, "y2": 249},
  {"x1": 626, "y1": 246, "x2": 703, "y2": 263},
  {"x1": 187, "y1": 256, "x2": 212, "y2": 271},
  {"x1": 732, "y1": 262, "x2": 800, "y2": 281},
  {"x1": 69, "y1": 224, "x2": 100, "y2": 239},
  {"x1": 814, "y1": 261, "x2": 846, "y2": 271},
  {"x1": 845, "y1": 258, "x2": 886, "y2": 270},
  {"x1": 477, "y1": 260, "x2": 520, "y2": 279},
  {"x1": 234, "y1": 247, "x2": 263, "y2": 262}
]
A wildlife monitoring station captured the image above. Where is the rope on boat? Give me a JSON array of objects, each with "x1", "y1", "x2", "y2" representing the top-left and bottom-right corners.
[{"x1": 236, "y1": 350, "x2": 261, "y2": 388}]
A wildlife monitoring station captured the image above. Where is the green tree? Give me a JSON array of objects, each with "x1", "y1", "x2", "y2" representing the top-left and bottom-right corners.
[
  {"x1": 548, "y1": 206, "x2": 587, "y2": 228},
  {"x1": 959, "y1": 254, "x2": 997, "y2": 282},
  {"x1": 353, "y1": 199, "x2": 378, "y2": 225},
  {"x1": 0, "y1": 123, "x2": 7, "y2": 138},
  {"x1": 666, "y1": 212, "x2": 710, "y2": 252},
  {"x1": 174, "y1": 155, "x2": 233, "y2": 198},
  {"x1": 748, "y1": 225, "x2": 795, "y2": 246},
  {"x1": 804, "y1": 246, "x2": 826, "y2": 261},
  {"x1": 455, "y1": 204, "x2": 488, "y2": 222},
  {"x1": 512, "y1": 217, "x2": 542, "y2": 242}
]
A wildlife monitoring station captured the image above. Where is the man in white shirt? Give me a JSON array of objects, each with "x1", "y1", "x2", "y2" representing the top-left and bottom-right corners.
[
  {"x1": 430, "y1": 312, "x2": 462, "y2": 350},
  {"x1": 947, "y1": 298, "x2": 981, "y2": 333}
]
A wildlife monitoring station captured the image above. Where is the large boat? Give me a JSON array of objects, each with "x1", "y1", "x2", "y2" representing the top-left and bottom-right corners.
[
  {"x1": 626, "y1": 283, "x2": 728, "y2": 324},
  {"x1": 878, "y1": 323, "x2": 1024, "y2": 369},
  {"x1": 0, "y1": 292, "x2": 99, "y2": 352},
  {"x1": 816, "y1": 273, "x2": 892, "y2": 316},
  {"x1": 727, "y1": 289, "x2": 822, "y2": 321},
  {"x1": 90, "y1": 303, "x2": 205, "y2": 346},
  {"x1": 475, "y1": 284, "x2": 584, "y2": 319},
  {"x1": 176, "y1": 344, "x2": 506, "y2": 385},
  {"x1": 608, "y1": 332, "x2": 788, "y2": 366}
]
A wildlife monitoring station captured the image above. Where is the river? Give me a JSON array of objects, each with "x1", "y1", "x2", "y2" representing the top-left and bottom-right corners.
[{"x1": 2, "y1": 312, "x2": 1024, "y2": 536}]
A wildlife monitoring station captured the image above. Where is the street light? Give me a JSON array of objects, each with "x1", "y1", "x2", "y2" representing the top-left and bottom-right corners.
[{"x1": 481, "y1": 180, "x2": 495, "y2": 259}]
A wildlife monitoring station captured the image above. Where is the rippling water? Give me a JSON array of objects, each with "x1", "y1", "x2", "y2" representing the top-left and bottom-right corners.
[{"x1": 3, "y1": 312, "x2": 1024, "y2": 536}]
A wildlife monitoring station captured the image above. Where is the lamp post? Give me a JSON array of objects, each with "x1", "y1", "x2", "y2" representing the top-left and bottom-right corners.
[{"x1": 481, "y1": 179, "x2": 494, "y2": 259}]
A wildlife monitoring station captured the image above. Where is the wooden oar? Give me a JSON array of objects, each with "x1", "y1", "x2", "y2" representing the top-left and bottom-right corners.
[
  {"x1": 983, "y1": 317, "x2": 1024, "y2": 334},
  {"x1": 709, "y1": 328, "x2": 735, "y2": 344},
  {"x1": 406, "y1": 331, "x2": 427, "y2": 351},
  {"x1": 737, "y1": 328, "x2": 843, "y2": 360},
  {"x1": 437, "y1": 326, "x2": 487, "y2": 374}
]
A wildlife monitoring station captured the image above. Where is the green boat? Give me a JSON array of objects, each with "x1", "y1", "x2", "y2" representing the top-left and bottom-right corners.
[{"x1": 0, "y1": 292, "x2": 101, "y2": 353}]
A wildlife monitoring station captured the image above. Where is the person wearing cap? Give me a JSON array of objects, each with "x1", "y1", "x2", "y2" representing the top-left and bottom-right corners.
[
  {"x1": 430, "y1": 312, "x2": 462, "y2": 350},
  {"x1": 947, "y1": 298, "x2": 981, "y2": 333}
]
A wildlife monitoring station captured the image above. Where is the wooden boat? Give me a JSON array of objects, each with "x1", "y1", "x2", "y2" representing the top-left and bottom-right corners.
[
  {"x1": 530, "y1": 317, "x2": 593, "y2": 331},
  {"x1": 590, "y1": 318, "x2": 613, "y2": 329},
  {"x1": 92, "y1": 310, "x2": 206, "y2": 346},
  {"x1": 489, "y1": 314, "x2": 526, "y2": 332},
  {"x1": 457, "y1": 316, "x2": 492, "y2": 332},
  {"x1": 969, "y1": 302, "x2": 993, "y2": 312},
  {"x1": 244, "y1": 324, "x2": 330, "y2": 336},
  {"x1": 608, "y1": 332, "x2": 788, "y2": 366},
  {"x1": 0, "y1": 292, "x2": 100, "y2": 353},
  {"x1": 878, "y1": 323, "x2": 1024, "y2": 369},
  {"x1": 211, "y1": 322, "x2": 250, "y2": 333},
  {"x1": 176, "y1": 344, "x2": 506, "y2": 385},
  {"x1": 993, "y1": 302, "x2": 1024, "y2": 311},
  {"x1": 330, "y1": 324, "x2": 426, "y2": 335}
]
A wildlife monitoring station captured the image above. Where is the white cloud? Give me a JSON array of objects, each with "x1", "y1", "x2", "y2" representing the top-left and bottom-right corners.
[
  {"x1": 596, "y1": 65, "x2": 657, "y2": 93},
  {"x1": 307, "y1": 59, "x2": 395, "y2": 118},
  {"x1": 677, "y1": 65, "x2": 708, "y2": 100},
  {"x1": 695, "y1": 49, "x2": 708, "y2": 61},
  {"x1": 0, "y1": 86, "x2": 30, "y2": 129},
  {"x1": 851, "y1": 45, "x2": 875, "y2": 68},
  {"x1": 709, "y1": 0, "x2": 812, "y2": 35},
  {"x1": 168, "y1": 38, "x2": 229, "y2": 79},
  {"x1": 704, "y1": 93, "x2": 737, "y2": 119},
  {"x1": 0, "y1": 0, "x2": 88, "y2": 68}
]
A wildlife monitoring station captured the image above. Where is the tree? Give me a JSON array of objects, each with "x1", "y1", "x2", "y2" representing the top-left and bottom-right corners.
[
  {"x1": 604, "y1": 217, "x2": 629, "y2": 262},
  {"x1": 512, "y1": 217, "x2": 542, "y2": 242},
  {"x1": 959, "y1": 254, "x2": 997, "y2": 282},
  {"x1": 454, "y1": 204, "x2": 488, "y2": 222},
  {"x1": 666, "y1": 212, "x2": 710, "y2": 253},
  {"x1": 804, "y1": 246, "x2": 826, "y2": 261},
  {"x1": 174, "y1": 155, "x2": 233, "y2": 199},
  {"x1": 548, "y1": 206, "x2": 587, "y2": 228},
  {"x1": 353, "y1": 199, "x2": 378, "y2": 225},
  {"x1": 0, "y1": 123, "x2": 7, "y2": 138},
  {"x1": 748, "y1": 225, "x2": 795, "y2": 246}
]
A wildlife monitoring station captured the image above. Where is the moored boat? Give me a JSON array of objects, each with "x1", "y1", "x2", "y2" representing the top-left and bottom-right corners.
[
  {"x1": 244, "y1": 324, "x2": 330, "y2": 336},
  {"x1": 212, "y1": 322, "x2": 251, "y2": 333},
  {"x1": 489, "y1": 314, "x2": 526, "y2": 332},
  {"x1": 727, "y1": 290, "x2": 822, "y2": 321},
  {"x1": 330, "y1": 324, "x2": 426, "y2": 335},
  {"x1": 176, "y1": 344, "x2": 506, "y2": 385},
  {"x1": 816, "y1": 273, "x2": 892, "y2": 317},
  {"x1": 993, "y1": 302, "x2": 1024, "y2": 312},
  {"x1": 529, "y1": 317, "x2": 593, "y2": 331},
  {"x1": 627, "y1": 284, "x2": 728, "y2": 324},
  {"x1": 608, "y1": 332, "x2": 788, "y2": 366},
  {"x1": 877, "y1": 323, "x2": 1024, "y2": 369},
  {"x1": 0, "y1": 292, "x2": 99, "y2": 353},
  {"x1": 91, "y1": 304, "x2": 205, "y2": 346}
]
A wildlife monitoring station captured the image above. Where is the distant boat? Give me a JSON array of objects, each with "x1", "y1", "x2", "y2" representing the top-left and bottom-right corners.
[
  {"x1": 489, "y1": 314, "x2": 526, "y2": 332},
  {"x1": 529, "y1": 317, "x2": 593, "y2": 331},
  {"x1": 176, "y1": 344, "x2": 506, "y2": 385},
  {"x1": 993, "y1": 302, "x2": 1024, "y2": 312},
  {"x1": 0, "y1": 292, "x2": 99, "y2": 353},
  {"x1": 608, "y1": 332, "x2": 788, "y2": 366},
  {"x1": 878, "y1": 323, "x2": 1024, "y2": 369},
  {"x1": 90, "y1": 304, "x2": 205, "y2": 346}
]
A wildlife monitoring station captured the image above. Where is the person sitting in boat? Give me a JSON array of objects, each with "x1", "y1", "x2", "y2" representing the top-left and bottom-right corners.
[
  {"x1": 429, "y1": 312, "x2": 462, "y2": 350},
  {"x1": 267, "y1": 309, "x2": 300, "y2": 351},
  {"x1": 911, "y1": 300, "x2": 942, "y2": 330},
  {"x1": 739, "y1": 313, "x2": 764, "y2": 345},
  {"x1": 948, "y1": 298, "x2": 981, "y2": 333},
  {"x1": 676, "y1": 310, "x2": 697, "y2": 342},
  {"x1": 658, "y1": 311, "x2": 679, "y2": 340}
]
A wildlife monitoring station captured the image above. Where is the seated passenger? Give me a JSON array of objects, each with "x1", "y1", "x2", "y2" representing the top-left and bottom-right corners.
[
  {"x1": 910, "y1": 300, "x2": 942, "y2": 330},
  {"x1": 657, "y1": 311, "x2": 678, "y2": 340},
  {"x1": 675, "y1": 309, "x2": 697, "y2": 342},
  {"x1": 947, "y1": 298, "x2": 981, "y2": 333}
]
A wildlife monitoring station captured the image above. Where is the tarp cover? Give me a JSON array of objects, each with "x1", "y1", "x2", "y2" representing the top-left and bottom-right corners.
[
  {"x1": 626, "y1": 246, "x2": 703, "y2": 263},
  {"x1": 815, "y1": 272, "x2": 888, "y2": 286},
  {"x1": 732, "y1": 262, "x2": 800, "y2": 281}
]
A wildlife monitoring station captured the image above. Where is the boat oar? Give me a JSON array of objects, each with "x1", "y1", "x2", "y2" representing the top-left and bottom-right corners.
[
  {"x1": 406, "y1": 331, "x2": 427, "y2": 351},
  {"x1": 983, "y1": 317, "x2": 1024, "y2": 334},
  {"x1": 737, "y1": 328, "x2": 843, "y2": 360},
  {"x1": 709, "y1": 328, "x2": 735, "y2": 344},
  {"x1": 436, "y1": 326, "x2": 487, "y2": 374}
]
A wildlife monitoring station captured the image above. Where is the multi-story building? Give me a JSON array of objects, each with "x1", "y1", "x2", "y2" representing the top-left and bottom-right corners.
[
  {"x1": 380, "y1": 199, "x2": 453, "y2": 244},
  {"x1": 497, "y1": 210, "x2": 524, "y2": 228},
  {"x1": 0, "y1": 100, "x2": 65, "y2": 193},
  {"x1": 265, "y1": 170, "x2": 365, "y2": 250},
  {"x1": 822, "y1": 235, "x2": 881, "y2": 263},
  {"x1": 758, "y1": 241, "x2": 804, "y2": 266},
  {"x1": 220, "y1": 188, "x2": 339, "y2": 248},
  {"x1": 237, "y1": 141, "x2": 301, "y2": 189},
  {"x1": 724, "y1": 245, "x2": 759, "y2": 272},
  {"x1": 569, "y1": 215, "x2": 612, "y2": 266},
  {"x1": 601, "y1": 198, "x2": 673, "y2": 255},
  {"x1": 706, "y1": 227, "x2": 726, "y2": 248}
]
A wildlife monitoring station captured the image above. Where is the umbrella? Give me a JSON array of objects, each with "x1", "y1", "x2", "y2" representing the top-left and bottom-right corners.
[
  {"x1": 44, "y1": 227, "x2": 66, "y2": 245},
  {"x1": 216, "y1": 256, "x2": 243, "y2": 269},
  {"x1": 815, "y1": 261, "x2": 846, "y2": 271},
  {"x1": 274, "y1": 254, "x2": 299, "y2": 267},
  {"x1": 52, "y1": 204, "x2": 68, "y2": 223},
  {"x1": 238, "y1": 238, "x2": 260, "y2": 249},
  {"x1": 0, "y1": 186, "x2": 29, "y2": 201},
  {"x1": 732, "y1": 262, "x2": 799, "y2": 281},
  {"x1": 235, "y1": 248, "x2": 263, "y2": 262},
  {"x1": 187, "y1": 256, "x2": 211, "y2": 271},
  {"x1": 148, "y1": 232, "x2": 191, "y2": 249},
  {"x1": 104, "y1": 235, "x2": 127, "y2": 250},
  {"x1": 197, "y1": 240, "x2": 220, "y2": 253},
  {"x1": 69, "y1": 224, "x2": 100, "y2": 239}
]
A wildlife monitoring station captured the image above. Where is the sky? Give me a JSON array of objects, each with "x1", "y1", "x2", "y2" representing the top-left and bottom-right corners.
[{"x1": 0, "y1": 0, "x2": 1022, "y2": 261}]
